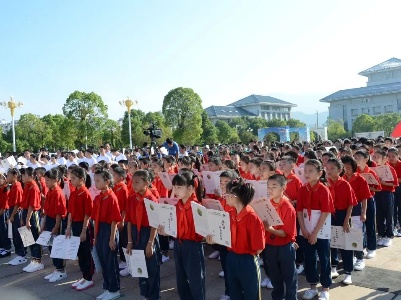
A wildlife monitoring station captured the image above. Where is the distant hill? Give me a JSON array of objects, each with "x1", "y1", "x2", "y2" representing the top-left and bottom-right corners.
[{"x1": 291, "y1": 111, "x2": 329, "y2": 127}]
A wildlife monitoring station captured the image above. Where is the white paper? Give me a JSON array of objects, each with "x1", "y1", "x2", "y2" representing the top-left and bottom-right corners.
[
  {"x1": 190, "y1": 202, "x2": 231, "y2": 247},
  {"x1": 202, "y1": 171, "x2": 222, "y2": 195},
  {"x1": 18, "y1": 226, "x2": 36, "y2": 247},
  {"x1": 63, "y1": 180, "x2": 71, "y2": 200},
  {"x1": 0, "y1": 156, "x2": 17, "y2": 170},
  {"x1": 246, "y1": 180, "x2": 268, "y2": 199},
  {"x1": 36, "y1": 231, "x2": 53, "y2": 246},
  {"x1": 360, "y1": 173, "x2": 379, "y2": 185},
  {"x1": 294, "y1": 167, "x2": 307, "y2": 184},
  {"x1": 17, "y1": 157, "x2": 27, "y2": 165},
  {"x1": 8, "y1": 220, "x2": 12, "y2": 239},
  {"x1": 249, "y1": 197, "x2": 283, "y2": 226},
  {"x1": 91, "y1": 247, "x2": 102, "y2": 273},
  {"x1": 159, "y1": 198, "x2": 179, "y2": 206},
  {"x1": 201, "y1": 164, "x2": 209, "y2": 171},
  {"x1": 122, "y1": 248, "x2": 133, "y2": 276},
  {"x1": 203, "y1": 198, "x2": 224, "y2": 211},
  {"x1": 159, "y1": 172, "x2": 173, "y2": 190},
  {"x1": 144, "y1": 199, "x2": 160, "y2": 229},
  {"x1": 351, "y1": 216, "x2": 364, "y2": 230},
  {"x1": 129, "y1": 250, "x2": 148, "y2": 278},
  {"x1": 50, "y1": 235, "x2": 80, "y2": 260},
  {"x1": 371, "y1": 165, "x2": 394, "y2": 182},
  {"x1": 300, "y1": 209, "x2": 331, "y2": 239},
  {"x1": 144, "y1": 199, "x2": 177, "y2": 237},
  {"x1": 330, "y1": 226, "x2": 363, "y2": 251}
]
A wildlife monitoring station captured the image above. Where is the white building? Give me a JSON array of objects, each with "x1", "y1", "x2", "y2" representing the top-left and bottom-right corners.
[
  {"x1": 320, "y1": 58, "x2": 401, "y2": 131},
  {"x1": 205, "y1": 94, "x2": 297, "y2": 123}
]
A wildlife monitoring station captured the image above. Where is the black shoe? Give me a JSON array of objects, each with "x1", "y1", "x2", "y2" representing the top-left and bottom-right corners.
[{"x1": 0, "y1": 250, "x2": 11, "y2": 258}]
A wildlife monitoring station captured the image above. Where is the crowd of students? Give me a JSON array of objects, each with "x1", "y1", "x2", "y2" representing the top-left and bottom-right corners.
[{"x1": 0, "y1": 135, "x2": 400, "y2": 300}]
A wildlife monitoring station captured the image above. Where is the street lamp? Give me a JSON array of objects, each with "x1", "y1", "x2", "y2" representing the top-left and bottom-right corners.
[
  {"x1": 0, "y1": 96, "x2": 23, "y2": 152},
  {"x1": 119, "y1": 97, "x2": 138, "y2": 149}
]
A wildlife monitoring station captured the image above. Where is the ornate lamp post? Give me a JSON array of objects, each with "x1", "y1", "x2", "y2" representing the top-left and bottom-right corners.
[
  {"x1": 0, "y1": 96, "x2": 23, "y2": 152},
  {"x1": 119, "y1": 97, "x2": 137, "y2": 149}
]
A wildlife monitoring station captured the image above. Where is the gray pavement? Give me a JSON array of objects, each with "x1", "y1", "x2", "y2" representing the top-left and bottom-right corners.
[{"x1": 0, "y1": 238, "x2": 400, "y2": 300}]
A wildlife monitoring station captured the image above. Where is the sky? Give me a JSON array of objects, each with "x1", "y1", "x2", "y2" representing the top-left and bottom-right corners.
[{"x1": 1, "y1": 0, "x2": 401, "y2": 122}]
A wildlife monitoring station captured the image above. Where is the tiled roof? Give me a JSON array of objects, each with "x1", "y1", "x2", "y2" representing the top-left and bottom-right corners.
[
  {"x1": 320, "y1": 82, "x2": 401, "y2": 102},
  {"x1": 228, "y1": 94, "x2": 296, "y2": 107},
  {"x1": 359, "y1": 58, "x2": 401, "y2": 76},
  {"x1": 204, "y1": 106, "x2": 257, "y2": 118}
]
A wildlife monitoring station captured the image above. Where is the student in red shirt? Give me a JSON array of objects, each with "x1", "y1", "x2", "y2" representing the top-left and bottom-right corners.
[
  {"x1": 35, "y1": 167, "x2": 48, "y2": 216},
  {"x1": 7, "y1": 168, "x2": 26, "y2": 266},
  {"x1": 326, "y1": 158, "x2": 357, "y2": 286},
  {"x1": 126, "y1": 161, "x2": 139, "y2": 196},
  {"x1": 112, "y1": 167, "x2": 129, "y2": 273},
  {"x1": 43, "y1": 168, "x2": 68, "y2": 282},
  {"x1": 92, "y1": 168, "x2": 122, "y2": 300},
  {"x1": 387, "y1": 148, "x2": 401, "y2": 237},
  {"x1": 239, "y1": 155, "x2": 255, "y2": 180},
  {"x1": 65, "y1": 167, "x2": 94, "y2": 291},
  {"x1": 158, "y1": 170, "x2": 205, "y2": 300},
  {"x1": 341, "y1": 156, "x2": 371, "y2": 271},
  {"x1": 372, "y1": 150, "x2": 398, "y2": 247},
  {"x1": 297, "y1": 160, "x2": 334, "y2": 300},
  {"x1": 0, "y1": 172, "x2": 11, "y2": 258},
  {"x1": 259, "y1": 160, "x2": 276, "y2": 181},
  {"x1": 265, "y1": 174, "x2": 297, "y2": 300},
  {"x1": 126, "y1": 170, "x2": 161, "y2": 300},
  {"x1": 19, "y1": 168, "x2": 43, "y2": 273},
  {"x1": 248, "y1": 158, "x2": 263, "y2": 180},
  {"x1": 209, "y1": 178, "x2": 265, "y2": 300}
]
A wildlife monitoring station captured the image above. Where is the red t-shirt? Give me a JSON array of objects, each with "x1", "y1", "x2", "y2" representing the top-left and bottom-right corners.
[
  {"x1": 241, "y1": 171, "x2": 255, "y2": 180},
  {"x1": 153, "y1": 177, "x2": 169, "y2": 198},
  {"x1": 356, "y1": 166, "x2": 382, "y2": 197},
  {"x1": 92, "y1": 189, "x2": 121, "y2": 224},
  {"x1": 0, "y1": 186, "x2": 9, "y2": 210},
  {"x1": 176, "y1": 193, "x2": 203, "y2": 242},
  {"x1": 266, "y1": 198, "x2": 297, "y2": 246},
  {"x1": 285, "y1": 173, "x2": 303, "y2": 202},
  {"x1": 327, "y1": 178, "x2": 357, "y2": 211},
  {"x1": 21, "y1": 181, "x2": 41, "y2": 210},
  {"x1": 229, "y1": 205, "x2": 265, "y2": 255},
  {"x1": 8, "y1": 182, "x2": 23, "y2": 208},
  {"x1": 40, "y1": 177, "x2": 49, "y2": 197},
  {"x1": 45, "y1": 186, "x2": 67, "y2": 218},
  {"x1": 296, "y1": 154, "x2": 304, "y2": 166},
  {"x1": 297, "y1": 182, "x2": 335, "y2": 213},
  {"x1": 113, "y1": 182, "x2": 129, "y2": 213},
  {"x1": 126, "y1": 173, "x2": 134, "y2": 196},
  {"x1": 389, "y1": 161, "x2": 401, "y2": 181},
  {"x1": 342, "y1": 174, "x2": 371, "y2": 202},
  {"x1": 125, "y1": 189, "x2": 158, "y2": 227},
  {"x1": 68, "y1": 186, "x2": 93, "y2": 222}
]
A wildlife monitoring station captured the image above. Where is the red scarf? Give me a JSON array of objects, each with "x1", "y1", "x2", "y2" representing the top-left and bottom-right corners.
[
  {"x1": 135, "y1": 195, "x2": 144, "y2": 240},
  {"x1": 177, "y1": 199, "x2": 191, "y2": 239},
  {"x1": 305, "y1": 181, "x2": 323, "y2": 219},
  {"x1": 328, "y1": 177, "x2": 345, "y2": 206}
]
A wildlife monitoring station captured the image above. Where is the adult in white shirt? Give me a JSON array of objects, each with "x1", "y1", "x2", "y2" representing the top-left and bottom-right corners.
[
  {"x1": 66, "y1": 152, "x2": 79, "y2": 168},
  {"x1": 56, "y1": 150, "x2": 67, "y2": 165},
  {"x1": 83, "y1": 149, "x2": 97, "y2": 168},
  {"x1": 97, "y1": 146, "x2": 112, "y2": 163},
  {"x1": 49, "y1": 155, "x2": 60, "y2": 169},
  {"x1": 111, "y1": 149, "x2": 126, "y2": 163},
  {"x1": 29, "y1": 154, "x2": 42, "y2": 169},
  {"x1": 178, "y1": 144, "x2": 188, "y2": 158},
  {"x1": 104, "y1": 143, "x2": 114, "y2": 160}
]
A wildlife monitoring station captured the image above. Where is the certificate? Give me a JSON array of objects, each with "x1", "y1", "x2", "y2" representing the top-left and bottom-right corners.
[
  {"x1": 159, "y1": 172, "x2": 173, "y2": 190},
  {"x1": 144, "y1": 199, "x2": 177, "y2": 237},
  {"x1": 159, "y1": 198, "x2": 179, "y2": 206},
  {"x1": 360, "y1": 173, "x2": 379, "y2": 185},
  {"x1": 300, "y1": 209, "x2": 331, "y2": 239},
  {"x1": 330, "y1": 226, "x2": 363, "y2": 251},
  {"x1": 294, "y1": 167, "x2": 307, "y2": 184},
  {"x1": 36, "y1": 231, "x2": 53, "y2": 246},
  {"x1": 371, "y1": 165, "x2": 394, "y2": 182},
  {"x1": 191, "y1": 202, "x2": 231, "y2": 247},
  {"x1": 246, "y1": 180, "x2": 268, "y2": 199},
  {"x1": 18, "y1": 226, "x2": 36, "y2": 247},
  {"x1": 8, "y1": 220, "x2": 12, "y2": 239},
  {"x1": 203, "y1": 198, "x2": 224, "y2": 211},
  {"x1": 129, "y1": 250, "x2": 148, "y2": 278},
  {"x1": 249, "y1": 197, "x2": 283, "y2": 226},
  {"x1": 202, "y1": 171, "x2": 222, "y2": 195},
  {"x1": 0, "y1": 156, "x2": 17, "y2": 170},
  {"x1": 50, "y1": 235, "x2": 80, "y2": 260},
  {"x1": 91, "y1": 247, "x2": 102, "y2": 273},
  {"x1": 351, "y1": 216, "x2": 364, "y2": 230}
]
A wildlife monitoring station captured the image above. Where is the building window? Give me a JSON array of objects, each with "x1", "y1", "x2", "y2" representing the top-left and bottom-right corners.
[
  {"x1": 385, "y1": 105, "x2": 393, "y2": 113},
  {"x1": 361, "y1": 107, "x2": 369, "y2": 114},
  {"x1": 351, "y1": 109, "x2": 358, "y2": 116},
  {"x1": 260, "y1": 105, "x2": 270, "y2": 110},
  {"x1": 373, "y1": 106, "x2": 381, "y2": 115}
]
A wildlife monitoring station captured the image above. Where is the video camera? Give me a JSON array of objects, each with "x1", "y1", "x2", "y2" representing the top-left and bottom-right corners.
[{"x1": 143, "y1": 124, "x2": 162, "y2": 140}]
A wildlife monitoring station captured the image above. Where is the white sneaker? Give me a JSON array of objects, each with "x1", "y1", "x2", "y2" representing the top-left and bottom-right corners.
[
  {"x1": 366, "y1": 250, "x2": 376, "y2": 259},
  {"x1": 97, "y1": 291, "x2": 109, "y2": 300},
  {"x1": 169, "y1": 240, "x2": 174, "y2": 250},
  {"x1": 377, "y1": 237, "x2": 384, "y2": 246},
  {"x1": 331, "y1": 268, "x2": 339, "y2": 279},
  {"x1": 318, "y1": 291, "x2": 330, "y2": 300},
  {"x1": 8, "y1": 256, "x2": 27, "y2": 266},
  {"x1": 72, "y1": 278, "x2": 85, "y2": 288},
  {"x1": 103, "y1": 291, "x2": 120, "y2": 300},
  {"x1": 353, "y1": 256, "x2": 357, "y2": 265},
  {"x1": 354, "y1": 259, "x2": 365, "y2": 271},
  {"x1": 302, "y1": 289, "x2": 319, "y2": 300},
  {"x1": 219, "y1": 270, "x2": 224, "y2": 278},
  {"x1": 396, "y1": 229, "x2": 401, "y2": 237},
  {"x1": 220, "y1": 295, "x2": 230, "y2": 300},
  {"x1": 23, "y1": 261, "x2": 35, "y2": 272},
  {"x1": 76, "y1": 280, "x2": 94, "y2": 291},
  {"x1": 162, "y1": 255, "x2": 170, "y2": 263},
  {"x1": 208, "y1": 251, "x2": 220, "y2": 259},
  {"x1": 296, "y1": 264, "x2": 304, "y2": 275},
  {"x1": 49, "y1": 270, "x2": 67, "y2": 282},
  {"x1": 24, "y1": 261, "x2": 44, "y2": 273},
  {"x1": 44, "y1": 271, "x2": 56, "y2": 280},
  {"x1": 261, "y1": 277, "x2": 273, "y2": 289},
  {"x1": 119, "y1": 268, "x2": 130, "y2": 277},
  {"x1": 383, "y1": 238, "x2": 392, "y2": 247},
  {"x1": 343, "y1": 274, "x2": 352, "y2": 285},
  {"x1": 118, "y1": 262, "x2": 127, "y2": 269}
]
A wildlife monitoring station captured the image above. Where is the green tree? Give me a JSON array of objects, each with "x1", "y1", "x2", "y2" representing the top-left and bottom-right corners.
[
  {"x1": 215, "y1": 120, "x2": 235, "y2": 144},
  {"x1": 228, "y1": 117, "x2": 249, "y2": 132},
  {"x1": 121, "y1": 109, "x2": 146, "y2": 147},
  {"x1": 100, "y1": 119, "x2": 123, "y2": 148},
  {"x1": 162, "y1": 87, "x2": 203, "y2": 144},
  {"x1": 287, "y1": 119, "x2": 306, "y2": 128},
  {"x1": 264, "y1": 132, "x2": 279, "y2": 143},
  {"x1": 200, "y1": 111, "x2": 219, "y2": 145},
  {"x1": 266, "y1": 119, "x2": 287, "y2": 128},
  {"x1": 143, "y1": 111, "x2": 172, "y2": 142},
  {"x1": 374, "y1": 113, "x2": 401, "y2": 136},
  {"x1": 326, "y1": 118, "x2": 348, "y2": 140},
  {"x1": 62, "y1": 91, "x2": 108, "y2": 148},
  {"x1": 248, "y1": 117, "x2": 268, "y2": 135},
  {"x1": 352, "y1": 114, "x2": 375, "y2": 133},
  {"x1": 239, "y1": 131, "x2": 257, "y2": 144},
  {"x1": 15, "y1": 113, "x2": 52, "y2": 151},
  {"x1": 42, "y1": 114, "x2": 78, "y2": 150}
]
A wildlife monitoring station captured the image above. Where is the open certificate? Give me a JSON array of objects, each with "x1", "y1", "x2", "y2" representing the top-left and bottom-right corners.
[
  {"x1": 371, "y1": 165, "x2": 394, "y2": 182},
  {"x1": 36, "y1": 231, "x2": 53, "y2": 246},
  {"x1": 202, "y1": 171, "x2": 222, "y2": 195},
  {"x1": 18, "y1": 226, "x2": 36, "y2": 247},
  {"x1": 159, "y1": 172, "x2": 175, "y2": 190},
  {"x1": 330, "y1": 226, "x2": 363, "y2": 251},
  {"x1": 191, "y1": 202, "x2": 231, "y2": 247},
  {"x1": 123, "y1": 249, "x2": 148, "y2": 278},
  {"x1": 159, "y1": 198, "x2": 179, "y2": 206},
  {"x1": 249, "y1": 198, "x2": 283, "y2": 226},
  {"x1": 50, "y1": 235, "x2": 80, "y2": 260},
  {"x1": 246, "y1": 180, "x2": 268, "y2": 200},
  {"x1": 144, "y1": 199, "x2": 177, "y2": 237},
  {"x1": 300, "y1": 209, "x2": 331, "y2": 239},
  {"x1": 360, "y1": 173, "x2": 379, "y2": 185},
  {"x1": 0, "y1": 156, "x2": 17, "y2": 170},
  {"x1": 203, "y1": 198, "x2": 224, "y2": 211}
]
